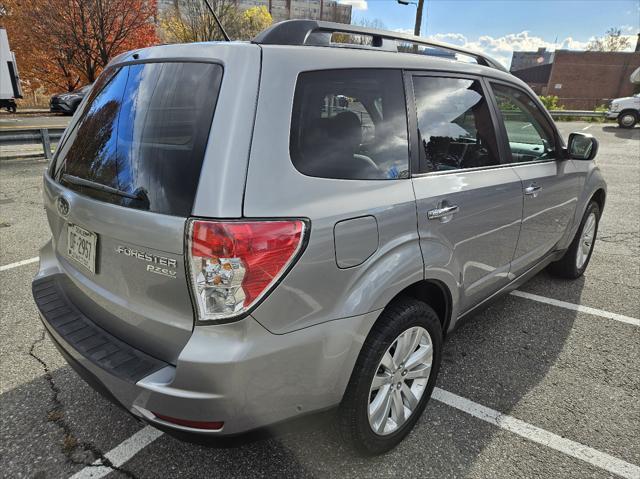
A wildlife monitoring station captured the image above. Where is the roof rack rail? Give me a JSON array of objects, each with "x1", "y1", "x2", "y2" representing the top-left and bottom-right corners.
[{"x1": 253, "y1": 20, "x2": 507, "y2": 72}]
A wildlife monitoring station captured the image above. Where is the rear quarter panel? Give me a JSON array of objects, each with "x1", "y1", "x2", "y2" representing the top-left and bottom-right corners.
[{"x1": 243, "y1": 46, "x2": 427, "y2": 334}]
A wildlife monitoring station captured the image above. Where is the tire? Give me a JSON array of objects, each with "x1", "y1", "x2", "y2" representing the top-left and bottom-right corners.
[
  {"x1": 548, "y1": 201, "x2": 600, "y2": 279},
  {"x1": 338, "y1": 297, "x2": 442, "y2": 455},
  {"x1": 617, "y1": 110, "x2": 638, "y2": 129}
]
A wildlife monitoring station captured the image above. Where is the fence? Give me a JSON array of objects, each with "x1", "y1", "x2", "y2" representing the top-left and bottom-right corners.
[
  {"x1": 548, "y1": 110, "x2": 607, "y2": 119},
  {"x1": 0, "y1": 110, "x2": 611, "y2": 161},
  {"x1": 0, "y1": 128, "x2": 65, "y2": 160}
]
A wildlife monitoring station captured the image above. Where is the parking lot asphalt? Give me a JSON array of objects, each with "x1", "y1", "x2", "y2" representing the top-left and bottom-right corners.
[{"x1": 0, "y1": 121, "x2": 638, "y2": 478}]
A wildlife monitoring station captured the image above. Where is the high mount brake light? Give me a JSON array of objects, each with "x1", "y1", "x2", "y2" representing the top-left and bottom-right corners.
[{"x1": 187, "y1": 219, "x2": 306, "y2": 323}]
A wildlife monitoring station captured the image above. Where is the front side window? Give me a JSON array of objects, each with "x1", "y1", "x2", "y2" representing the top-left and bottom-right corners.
[
  {"x1": 413, "y1": 76, "x2": 500, "y2": 173},
  {"x1": 290, "y1": 69, "x2": 409, "y2": 180},
  {"x1": 492, "y1": 83, "x2": 556, "y2": 163}
]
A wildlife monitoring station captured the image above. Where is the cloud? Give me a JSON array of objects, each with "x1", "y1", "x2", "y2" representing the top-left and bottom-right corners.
[
  {"x1": 339, "y1": 0, "x2": 368, "y2": 11},
  {"x1": 392, "y1": 30, "x2": 635, "y2": 69}
]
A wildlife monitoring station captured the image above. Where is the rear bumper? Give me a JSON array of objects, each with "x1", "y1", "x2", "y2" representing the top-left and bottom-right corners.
[{"x1": 33, "y1": 241, "x2": 378, "y2": 436}]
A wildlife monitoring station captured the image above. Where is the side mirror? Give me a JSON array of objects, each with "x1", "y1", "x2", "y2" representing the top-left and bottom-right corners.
[{"x1": 567, "y1": 132, "x2": 598, "y2": 161}]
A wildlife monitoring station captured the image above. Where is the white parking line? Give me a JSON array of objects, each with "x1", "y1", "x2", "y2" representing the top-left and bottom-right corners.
[
  {"x1": 432, "y1": 388, "x2": 640, "y2": 479},
  {"x1": 511, "y1": 290, "x2": 640, "y2": 327},
  {"x1": 67, "y1": 390, "x2": 640, "y2": 479},
  {"x1": 68, "y1": 426, "x2": 163, "y2": 479},
  {"x1": 0, "y1": 256, "x2": 39, "y2": 272},
  {"x1": 582, "y1": 124, "x2": 592, "y2": 131}
]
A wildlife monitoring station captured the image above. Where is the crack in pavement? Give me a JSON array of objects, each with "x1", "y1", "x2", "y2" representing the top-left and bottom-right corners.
[
  {"x1": 28, "y1": 329, "x2": 138, "y2": 479},
  {"x1": 599, "y1": 230, "x2": 640, "y2": 244}
]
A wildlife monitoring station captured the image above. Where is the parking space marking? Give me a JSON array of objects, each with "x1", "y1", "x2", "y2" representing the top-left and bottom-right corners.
[
  {"x1": 432, "y1": 388, "x2": 640, "y2": 479},
  {"x1": 511, "y1": 290, "x2": 640, "y2": 327},
  {"x1": 582, "y1": 124, "x2": 592, "y2": 131},
  {"x1": 0, "y1": 256, "x2": 39, "y2": 272},
  {"x1": 66, "y1": 389, "x2": 640, "y2": 479},
  {"x1": 68, "y1": 426, "x2": 163, "y2": 479}
]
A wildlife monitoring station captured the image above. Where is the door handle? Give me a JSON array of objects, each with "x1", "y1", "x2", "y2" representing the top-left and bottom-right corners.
[
  {"x1": 427, "y1": 204, "x2": 459, "y2": 221},
  {"x1": 524, "y1": 184, "x2": 542, "y2": 197}
]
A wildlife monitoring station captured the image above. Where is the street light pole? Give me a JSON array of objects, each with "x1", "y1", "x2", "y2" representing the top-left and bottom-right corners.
[
  {"x1": 397, "y1": 0, "x2": 425, "y2": 37},
  {"x1": 413, "y1": 0, "x2": 425, "y2": 37}
]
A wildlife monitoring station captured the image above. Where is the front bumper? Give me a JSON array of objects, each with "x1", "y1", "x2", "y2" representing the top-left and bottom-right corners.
[
  {"x1": 605, "y1": 110, "x2": 619, "y2": 119},
  {"x1": 33, "y1": 241, "x2": 378, "y2": 436},
  {"x1": 49, "y1": 99, "x2": 74, "y2": 114}
]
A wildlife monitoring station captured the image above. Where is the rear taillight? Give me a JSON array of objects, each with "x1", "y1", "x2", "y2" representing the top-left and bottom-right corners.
[{"x1": 187, "y1": 219, "x2": 306, "y2": 323}]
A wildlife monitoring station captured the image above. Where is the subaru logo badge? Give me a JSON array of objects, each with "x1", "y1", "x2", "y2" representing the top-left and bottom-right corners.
[{"x1": 57, "y1": 196, "x2": 70, "y2": 217}]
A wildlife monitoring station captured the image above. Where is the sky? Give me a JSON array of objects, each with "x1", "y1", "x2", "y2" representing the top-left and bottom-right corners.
[{"x1": 337, "y1": 0, "x2": 640, "y2": 68}]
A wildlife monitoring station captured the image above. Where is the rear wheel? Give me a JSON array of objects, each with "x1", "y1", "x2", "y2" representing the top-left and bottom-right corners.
[
  {"x1": 549, "y1": 201, "x2": 600, "y2": 279},
  {"x1": 617, "y1": 110, "x2": 638, "y2": 128},
  {"x1": 338, "y1": 298, "x2": 442, "y2": 455}
]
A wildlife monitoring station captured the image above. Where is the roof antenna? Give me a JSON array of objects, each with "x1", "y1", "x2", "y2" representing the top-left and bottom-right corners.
[{"x1": 203, "y1": 0, "x2": 231, "y2": 42}]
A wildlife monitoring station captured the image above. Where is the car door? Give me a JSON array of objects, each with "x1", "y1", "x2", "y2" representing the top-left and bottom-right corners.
[
  {"x1": 488, "y1": 82, "x2": 582, "y2": 277},
  {"x1": 408, "y1": 73, "x2": 524, "y2": 313}
]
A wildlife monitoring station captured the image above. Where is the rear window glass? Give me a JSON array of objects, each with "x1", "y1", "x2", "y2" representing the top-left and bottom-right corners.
[
  {"x1": 290, "y1": 69, "x2": 409, "y2": 180},
  {"x1": 52, "y1": 62, "x2": 223, "y2": 217}
]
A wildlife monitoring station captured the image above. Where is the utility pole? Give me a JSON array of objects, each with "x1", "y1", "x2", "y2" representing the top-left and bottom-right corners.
[{"x1": 413, "y1": 0, "x2": 425, "y2": 37}]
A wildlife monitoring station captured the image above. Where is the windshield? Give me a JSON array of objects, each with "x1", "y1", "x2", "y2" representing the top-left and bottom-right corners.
[{"x1": 52, "y1": 62, "x2": 223, "y2": 217}]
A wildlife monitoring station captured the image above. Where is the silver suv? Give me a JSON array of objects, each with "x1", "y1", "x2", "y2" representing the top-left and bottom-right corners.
[{"x1": 33, "y1": 21, "x2": 606, "y2": 454}]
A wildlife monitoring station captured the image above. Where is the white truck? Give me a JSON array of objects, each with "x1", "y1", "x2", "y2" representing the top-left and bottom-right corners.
[
  {"x1": 0, "y1": 27, "x2": 23, "y2": 113},
  {"x1": 606, "y1": 66, "x2": 640, "y2": 128},
  {"x1": 607, "y1": 94, "x2": 640, "y2": 128}
]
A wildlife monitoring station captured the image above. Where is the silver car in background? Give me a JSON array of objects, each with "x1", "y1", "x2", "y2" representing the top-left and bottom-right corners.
[{"x1": 32, "y1": 20, "x2": 606, "y2": 454}]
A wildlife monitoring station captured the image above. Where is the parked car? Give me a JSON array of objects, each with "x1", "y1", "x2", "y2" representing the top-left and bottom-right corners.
[
  {"x1": 49, "y1": 84, "x2": 92, "y2": 115},
  {"x1": 32, "y1": 20, "x2": 606, "y2": 455},
  {"x1": 606, "y1": 93, "x2": 640, "y2": 128}
]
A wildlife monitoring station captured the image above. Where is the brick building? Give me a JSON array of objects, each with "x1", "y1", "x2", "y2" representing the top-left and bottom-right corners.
[
  {"x1": 158, "y1": 0, "x2": 352, "y2": 24},
  {"x1": 544, "y1": 49, "x2": 640, "y2": 109},
  {"x1": 510, "y1": 63, "x2": 552, "y2": 95},
  {"x1": 510, "y1": 47, "x2": 554, "y2": 72},
  {"x1": 240, "y1": 0, "x2": 351, "y2": 23},
  {"x1": 511, "y1": 35, "x2": 640, "y2": 109}
]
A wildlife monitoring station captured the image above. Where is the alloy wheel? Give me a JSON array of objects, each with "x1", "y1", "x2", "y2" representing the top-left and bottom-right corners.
[
  {"x1": 368, "y1": 326, "x2": 433, "y2": 435},
  {"x1": 576, "y1": 212, "x2": 596, "y2": 270}
]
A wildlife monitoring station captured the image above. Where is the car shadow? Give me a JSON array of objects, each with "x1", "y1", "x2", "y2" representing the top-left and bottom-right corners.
[
  {"x1": 2, "y1": 274, "x2": 586, "y2": 478},
  {"x1": 601, "y1": 125, "x2": 640, "y2": 139}
]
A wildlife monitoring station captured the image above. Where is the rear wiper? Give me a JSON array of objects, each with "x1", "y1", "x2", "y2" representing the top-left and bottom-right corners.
[{"x1": 62, "y1": 174, "x2": 142, "y2": 200}]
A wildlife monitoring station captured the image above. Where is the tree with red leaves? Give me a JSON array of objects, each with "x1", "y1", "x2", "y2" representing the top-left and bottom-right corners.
[{"x1": 1, "y1": 0, "x2": 158, "y2": 93}]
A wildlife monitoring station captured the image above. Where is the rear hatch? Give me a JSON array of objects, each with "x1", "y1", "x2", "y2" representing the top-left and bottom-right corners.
[{"x1": 43, "y1": 57, "x2": 224, "y2": 363}]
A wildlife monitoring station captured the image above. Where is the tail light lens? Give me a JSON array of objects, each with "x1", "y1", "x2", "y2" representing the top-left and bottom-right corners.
[{"x1": 187, "y1": 219, "x2": 306, "y2": 323}]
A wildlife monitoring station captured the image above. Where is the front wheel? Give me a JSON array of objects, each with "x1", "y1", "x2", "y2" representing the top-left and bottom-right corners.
[
  {"x1": 617, "y1": 111, "x2": 638, "y2": 129},
  {"x1": 338, "y1": 298, "x2": 442, "y2": 455},
  {"x1": 549, "y1": 201, "x2": 600, "y2": 279}
]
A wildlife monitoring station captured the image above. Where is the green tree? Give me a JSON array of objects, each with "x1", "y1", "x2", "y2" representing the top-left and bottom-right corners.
[
  {"x1": 587, "y1": 28, "x2": 631, "y2": 52},
  {"x1": 159, "y1": 0, "x2": 271, "y2": 43},
  {"x1": 539, "y1": 95, "x2": 564, "y2": 111}
]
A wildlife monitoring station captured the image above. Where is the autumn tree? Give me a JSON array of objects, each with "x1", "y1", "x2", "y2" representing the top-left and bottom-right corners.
[
  {"x1": 1, "y1": 0, "x2": 158, "y2": 94},
  {"x1": 587, "y1": 28, "x2": 632, "y2": 52},
  {"x1": 159, "y1": 0, "x2": 271, "y2": 43}
]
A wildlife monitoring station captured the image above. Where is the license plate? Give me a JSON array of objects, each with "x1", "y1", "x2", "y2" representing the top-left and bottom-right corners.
[{"x1": 67, "y1": 224, "x2": 97, "y2": 273}]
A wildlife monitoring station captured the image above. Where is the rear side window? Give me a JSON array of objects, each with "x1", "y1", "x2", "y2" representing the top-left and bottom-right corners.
[
  {"x1": 53, "y1": 62, "x2": 223, "y2": 217},
  {"x1": 412, "y1": 76, "x2": 500, "y2": 173},
  {"x1": 290, "y1": 69, "x2": 409, "y2": 180}
]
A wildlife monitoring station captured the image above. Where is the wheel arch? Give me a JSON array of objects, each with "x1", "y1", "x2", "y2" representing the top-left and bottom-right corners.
[
  {"x1": 619, "y1": 108, "x2": 639, "y2": 117},
  {"x1": 591, "y1": 188, "x2": 606, "y2": 213},
  {"x1": 389, "y1": 279, "x2": 453, "y2": 338}
]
